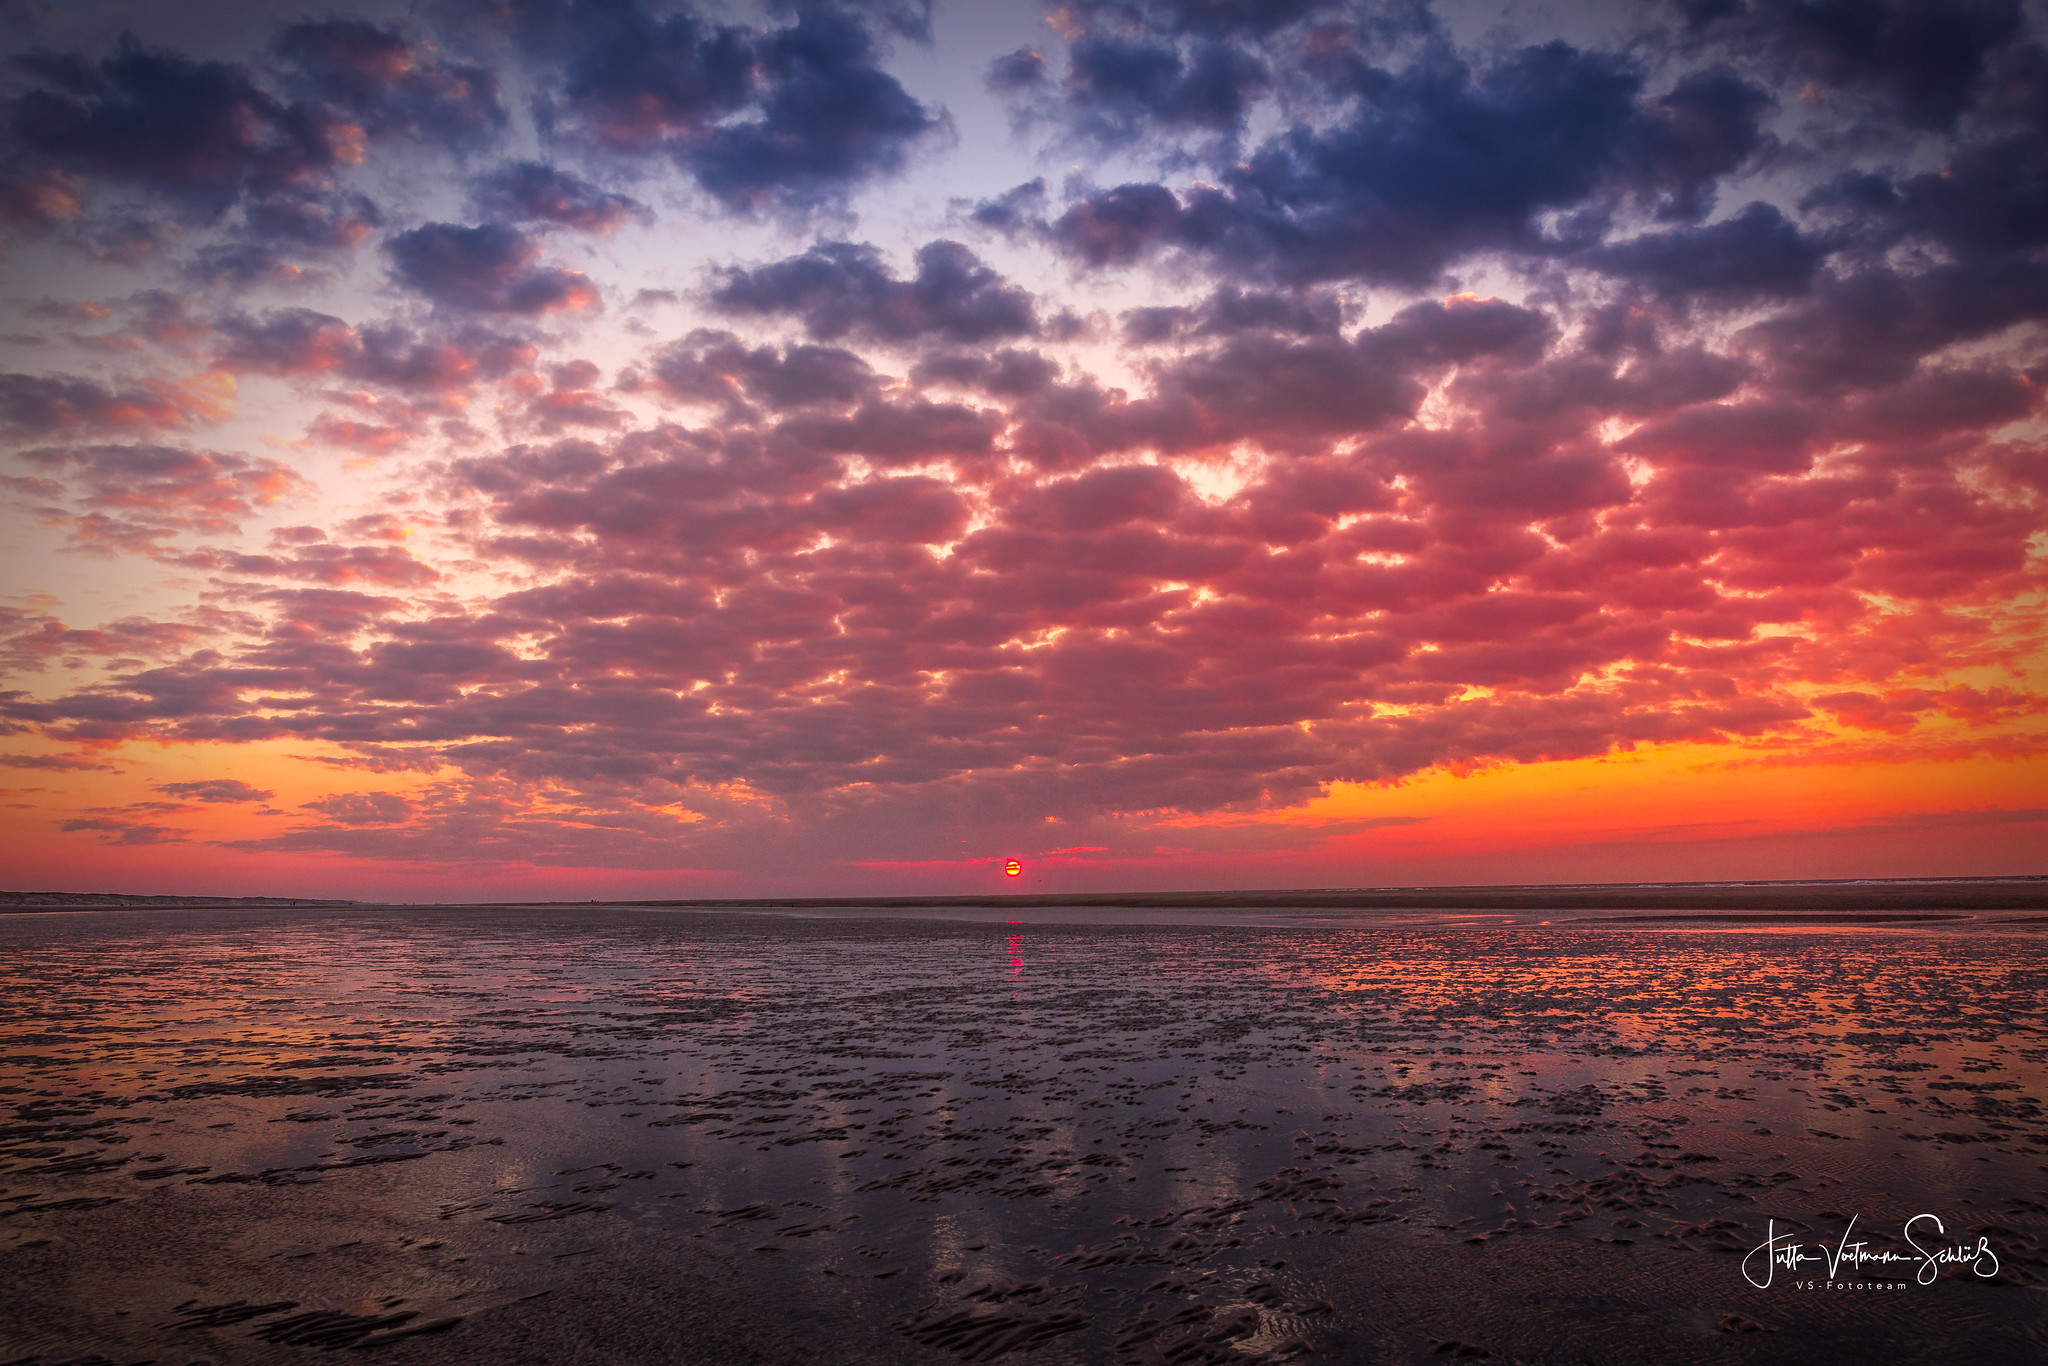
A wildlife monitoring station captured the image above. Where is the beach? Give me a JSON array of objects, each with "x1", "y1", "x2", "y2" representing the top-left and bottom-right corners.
[{"x1": 3, "y1": 899, "x2": 2044, "y2": 1364}]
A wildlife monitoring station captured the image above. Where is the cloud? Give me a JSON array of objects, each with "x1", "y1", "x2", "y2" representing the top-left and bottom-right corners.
[
  {"x1": 1849, "y1": 805, "x2": 2048, "y2": 832},
  {"x1": 684, "y1": 10, "x2": 938, "y2": 211},
  {"x1": 472, "y1": 161, "x2": 643, "y2": 233},
  {"x1": 276, "y1": 18, "x2": 504, "y2": 144},
  {"x1": 0, "y1": 165, "x2": 79, "y2": 228},
  {"x1": 210, "y1": 310, "x2": 541, "y2": 424},
  {"x1": 1, "y1": 752, "x2": 119, "y2": 772},
  {"x1": 1742, "y1": 0, "x2": 2023, "y2": 131},
  {"x1": 1805, "y1": 131, "x2": 2048, "y2": 261},
  {"x1": 242, "y1": 189, "x2": 382, "y2": 250},
  {"x1": 0, "y1": 374, "x2": 199, "y2": 439},
  {"x1": 986, "y1": 47, "x2": 1048, "y2": 97},
  {"x1": 1736, "y1": 258, "x2": 2048, "y2": 394},
  {"x1": 494, "y1": 1, "x2": 935, "y2": 213},
  {"x1": 164, "y1": 542, "x2": 440, "y2": 587},
  {"x1": 1025, "y1": 41, "x2": 1650, "y2": 285},
  {"x1": 1608, "y1": 67, "x2": 1776, "y2": 222},
  {"x1": 57, "y1": 814, "x2": 188, "y2": 844},
  {"x1": 1589, "y1": 202, "x2": 1826, "y2": 302},
  {"x1": 4, "y1": 38, "x2": 346, "y2": 216},
  {"x1": 995, "y1": 26, "x2": 1786, "y2": 289},
  {"x1": 301, "y1": 790, "x2": 412, "y2": 824},
  {"x1": 155, "y1": 777, "x2": 274, "y2": 801},
  {"x1": 648, "y1": 330, "x2": 879, "y2": 416},
  {"x1": 1039, "y1": 182, "x2": 1182, "y2": 268},
  {"x1": 0, "y1": 600, "x2": 209, "y2": 672},
  {"x1": 1049, "y1": 31, "x2": 1270, "y2": 148},
  {"x1": 711, "y1": 240, "x2": 1036, "y2": 346},
  {"x1": 1058, "y1": 0, "x2": 1342, "y2": 41},
  {"x1": 16, "y1": 443, "x2": 307, "y2": 550},
  {"x1": 522, "y1": 359, "x2": 627, "y2": 432},
  {"x1": 386, "y1": 222, "x2": 599, "y2": 314},
  {"x1": 1122, "y1": 286, "x2": 1342, "y2": 344}
]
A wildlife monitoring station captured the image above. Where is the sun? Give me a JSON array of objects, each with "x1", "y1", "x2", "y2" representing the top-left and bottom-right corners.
[{"x1": 1004, "y1": 859, "x2": 1022, "y2": 877}]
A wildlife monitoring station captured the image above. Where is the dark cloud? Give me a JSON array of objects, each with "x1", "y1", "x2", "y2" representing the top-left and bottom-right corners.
[
  {"x1": 0, "y1": 373, "x2": 193, "y2": 438},
  {"x1": 155, "y1": 777, "x2": 274, "y2": 802},
  {"x1": 999, "y1": 29, "x2": 1773, "y2": 290},
  {"x1": 0, "y1": 163, "x2": 77, "y2": 226},
  {"x1": 1590, "y1": 201, "x2": 1827, "y2": 301},
  {"x1": 302, "y1": 790, "x2": 413, "y2": 824},
  {"x1": 1136, "y1": 331, "x2": 1423, "y2": 453},
  {"x1": 966, "y1": 176, "x2": 1046, "y2": 234},
  {"x1": 801, "y1": 0, "x2": 934, "y2": 43},
  {"x1": 210, "y1": 310, "x2": 540, "y2": 418},
  {"x1": 0, "y1": 601, "x2": 208, "y2": 676},
  {"x1": 57, "y1": 814, "x2": 188, "y2": 844},
  {"x1": 209, "y1": 305, "x2": 355, "y2": 374},
  {"x1": 242, "y1": 188, "x2": 381, "y2": 249},
  {"x1": 986, "y1": 47, "x2": 1048, "y2": 96},
  {"x1": 712, "y1": 240, "x2": 1035, "y2": 345},
  {"x1": 674, "y1": 10, "x2": 938, "y2": 211},
  {"x1": 352, "y1": 321, "x2": 538, "y2": 395},
  {"x1": 1371, "y1": 296, "x2": 1557, "y2": 369},
  {"x1": 1056, "y1": 33, "x2": 1269, "y2": 146},
  {"x1": 1043, "y1": 182, "x2": 1182, "y2": 268},
  {"x1": 185, "y1": 241, "x2": 306, "y2": 285},
  {"x1": 15, "y1": 443, "x2": 305, "y2": 550},
  {"x1": 276, "y1": 18, "x2": 504, "y2": 143},
  {"x1": 1611, "y1": 68, "x2": 1775, "y2": 222},
  {"x1": 492, "y1": 1, "x2": 934, "y2": 213},
  {"x1": 165, "y1": 541, "x2": 441, "y2": 587},
  {"x1": 778, "y1": 394, "x2": 1000, "y2": 466},
  {"x1": 1002, "y1": 31, "x2": 1709, "y2": 282},
  {"x1": 473, "y1": 161, "x2": 643, "y2": 233},
  {"x1": 488, "y1": 0, "x2": 752, "y2": 150},
  {"x1": 1738, "y1": 257, "x2": 2048, "y2": 393},
  {"x1": 1031, "y1": 41, "x2": 1649, "y2": 284},
  {"x1": 1806, "y1": 132, "x2": 2048, "y2": 260},
  {"x1": 811, "y1": 474, "x2": 969, "y2": 544},
  {"x1": 1059, "y1": 0, "x2": 1341, "y2": 41},
  {"x1": 1750, "y1": 0, "x2": 2023, "y2": 131},
  {"x1": 5, "y1": 38, "x2": 343, "y2": 216},
  {"x1": 649, "y1": 330, "x2": 879, "y2": 415},
  {"x1": 909, "y1": 347, "x2": 1060, "y2": 397},
  {"x1": 1, "y1": 752, "x2": 119, "y2": 772},
  {"x1": 522, "y1": 358, "x2": 627, "y2": 432},
  {"x1": 386, "y1": 221, "x2": 598, "y2": 314}
]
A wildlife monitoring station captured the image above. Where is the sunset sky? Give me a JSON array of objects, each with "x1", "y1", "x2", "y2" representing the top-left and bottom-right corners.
[{"x1": 1, "y1": 0, "x2": 2042, "y2": 900}]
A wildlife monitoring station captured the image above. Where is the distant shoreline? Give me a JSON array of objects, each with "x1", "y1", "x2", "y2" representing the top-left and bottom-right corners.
[{"x1": 4, "y1": 874, "x2": 2044, "y2": 914}]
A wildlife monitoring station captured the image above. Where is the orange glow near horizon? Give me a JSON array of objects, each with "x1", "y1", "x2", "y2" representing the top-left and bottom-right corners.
[{"x1": 5, "y1": 731, "x2": 2039, "y2": 901}]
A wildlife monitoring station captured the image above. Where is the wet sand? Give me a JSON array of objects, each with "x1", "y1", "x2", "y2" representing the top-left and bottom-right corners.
[{"x1": 2, "y1": 902, "x2": 2044, "y2": 1364}]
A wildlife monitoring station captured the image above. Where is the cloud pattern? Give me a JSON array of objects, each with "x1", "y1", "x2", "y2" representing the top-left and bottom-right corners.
[{"x1": 1, "y1": 0, "x2": 2042, "y2": 885}]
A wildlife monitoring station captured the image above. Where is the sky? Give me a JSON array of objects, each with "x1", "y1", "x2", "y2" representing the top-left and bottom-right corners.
[{"x1": 0, "y1": 0, "x2": 2042, "y2": 900}]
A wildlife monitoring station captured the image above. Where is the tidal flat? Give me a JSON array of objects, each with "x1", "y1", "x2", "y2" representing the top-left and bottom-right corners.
[{"x1": 3, "y1": 902, "x2": 2044, "y2": 1365}]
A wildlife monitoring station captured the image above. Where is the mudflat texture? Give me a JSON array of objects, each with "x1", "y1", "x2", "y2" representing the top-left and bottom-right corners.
[{"x1": 2, "y1": 905, "x2": 2044, "y2": 1365}]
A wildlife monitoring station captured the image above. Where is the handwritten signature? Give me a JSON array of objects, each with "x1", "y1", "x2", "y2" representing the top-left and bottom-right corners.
[{"x1": 1742, "y1": 1215, "x2": 1999, "y2": 1288}]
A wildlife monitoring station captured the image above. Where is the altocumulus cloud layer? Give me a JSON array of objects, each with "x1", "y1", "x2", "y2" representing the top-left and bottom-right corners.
[{"x1": 0, "y1": 0, "x2": 2042, "y2": 888}]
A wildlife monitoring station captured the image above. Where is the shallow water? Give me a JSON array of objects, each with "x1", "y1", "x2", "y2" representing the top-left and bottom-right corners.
[{"x1": 3, "y1": 905, "x2": 2044, "y2": 1364}]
